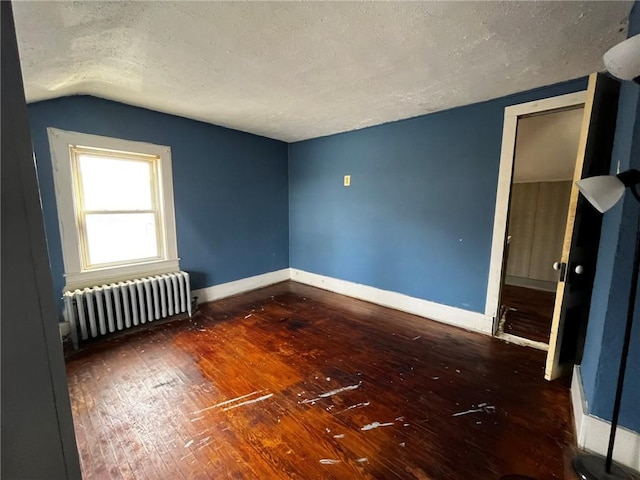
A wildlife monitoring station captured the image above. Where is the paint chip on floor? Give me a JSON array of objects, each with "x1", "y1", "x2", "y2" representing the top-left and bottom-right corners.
[
  {"x1": 337, "y1": 401, "x2": 370, "y2": 414},
  {"x1": 193, "y1": 390, "x2": 273, "y2": 414},
  {"x1": 222, "y1": 393, "x2": 273, "y2": 411},
  {"x1": 301, "y1": 382, "x2": 363, "y2": 404},
  {"x1": 361, "y1": 421, "x2": 394, "y2": 431},
  {"x1": 452, "y1": 403, "x2": 496, "y2": 417},
  {"x1": 319, "y1": 382, "x2": 362, "y2": 398}
]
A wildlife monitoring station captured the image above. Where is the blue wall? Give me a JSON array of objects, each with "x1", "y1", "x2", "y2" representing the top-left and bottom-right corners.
[
  {"x1": 289, "y1": 79, "x2": 587, "y2": 313},
  {"x1": 28, "y1": 96, "x2": 289, "y2": 313},
  {"x1": 581, "y1": 2, "x2": 640, "y2": 433},
  {"x1": 27, "y1": 7, "x2": 640, "y2": 435}
]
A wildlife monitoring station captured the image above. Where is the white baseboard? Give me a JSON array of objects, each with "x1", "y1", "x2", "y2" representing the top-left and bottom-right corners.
[
  {"x1": 504, "y1": 275, "x2": 556, "y2": 292},
  {"x1": 496, "y1": 332, "x2": 549, "y2": 351},
  {"x1": 192, "y1": 268, "x2": 493, "y2": 334},
  {"x1": 192, "y1": 268, "x2": 290, "y2": 304},
  {"x1": 572, "y1": 365, "x2": 640, "y2": 471},
  {"x1": 290, "y1": 269, "x2": 493, "y2": 334}
]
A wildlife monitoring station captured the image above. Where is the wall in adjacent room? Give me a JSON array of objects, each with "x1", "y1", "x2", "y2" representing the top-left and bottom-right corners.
[
  {"x1": 28, "y1": 96, "x2": 289, "y2": 316},
  {"x1": 289, "y1": 79, "x2": 587, "y2": 314},
  {"x1": 580, "y1": 1, "x2": 640, "y2": 433},
  {"x1": 505, "y1": 180, "x2": 571, "y2": 288}
]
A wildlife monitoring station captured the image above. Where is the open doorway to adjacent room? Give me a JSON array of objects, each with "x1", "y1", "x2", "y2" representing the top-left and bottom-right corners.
[
  {"x1": 487, "y1": 75, "x2": 618, "y2": 380},
  {"x1": 497, "y1": 106, "x2": 584, "y2": 349}
]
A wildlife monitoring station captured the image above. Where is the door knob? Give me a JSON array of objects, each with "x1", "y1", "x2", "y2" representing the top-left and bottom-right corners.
[
  {"x1": 575, "y1": 265, "x2": 585, "y2": 274},
  {"x1": 553, "y1": 261, "x2": 568, "y2": 281}
]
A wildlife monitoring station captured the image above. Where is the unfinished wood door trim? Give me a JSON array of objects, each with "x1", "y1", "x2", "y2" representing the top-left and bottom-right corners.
[
  {"x1": 485, "y1": 91, "x2": 587, "y2": 332},
  {"x1": 544, "y1": 74, "x2": 598, "y2": 380}
]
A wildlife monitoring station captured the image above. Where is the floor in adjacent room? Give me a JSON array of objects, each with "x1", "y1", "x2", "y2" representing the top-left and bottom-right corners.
[
  {"x1": 500, "y1": 284, "x2": 556, "y2": 345},
  {"x1": 65, "y1": 281, "x2": 578, "y2": 479}
]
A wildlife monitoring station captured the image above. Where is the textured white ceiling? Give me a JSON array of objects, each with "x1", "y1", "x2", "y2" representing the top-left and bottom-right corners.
[
  {"x1": 13, "y1": 1, "x2": 632, "y2": 142},
  {"x1": 513, "y1": 107, "x2": 584, "y2": 183}
]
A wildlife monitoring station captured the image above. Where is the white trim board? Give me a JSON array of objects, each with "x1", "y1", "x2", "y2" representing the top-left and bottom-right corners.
[
  {"x1": 497, "y1": 333, "x2": 549, "y2": 351},
  {"x1": 47, "y1": 128, "x2": 180, "y2": 292},
  {"x1": 290, "y1": 269, "x2": 493, "y2": 334},
  {"x1": 192, "y1": 268, "x2": 290, "y2": 304},
  {"x1": 572, "y1": 365, "x2": 640, "y2": 471},
  {"x1": 193, "y1": 268, "x2": 493, "y2": 334},
  {"x1": 504, "y1": 275, "x2": 556, "y2": 293}
]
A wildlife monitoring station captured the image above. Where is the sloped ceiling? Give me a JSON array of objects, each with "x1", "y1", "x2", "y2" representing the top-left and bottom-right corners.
[{"x1": 13, "y1": 1, "x2": 632, "y2": 142}]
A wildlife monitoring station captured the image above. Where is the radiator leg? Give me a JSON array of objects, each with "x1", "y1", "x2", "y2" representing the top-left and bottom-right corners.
[
  {"x1": 63, "y1": 296, "x2": 80, "y2": 350},
  {"x1": 190, "y1": 296, "x2": 198, "y2": 317},
  {"x1": 64, "y1": 307, "x2": 79, "y2": 350},
  {"x1": 69, "y1": 317, "x2": 79, "y2": 350},
  {"x1": 184, "y1": 271, "x2": 193, "y2": 317}
]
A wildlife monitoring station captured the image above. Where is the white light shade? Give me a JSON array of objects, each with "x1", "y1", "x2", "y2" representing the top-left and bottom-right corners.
[
  {"x1": 603, "y1": 33, "x2": 640, "y2": 81},
  {"x1": 576, "y1": 175, "x2": 626, "y2": 213}
]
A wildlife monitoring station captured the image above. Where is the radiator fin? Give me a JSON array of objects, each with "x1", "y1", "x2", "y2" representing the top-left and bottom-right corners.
[{"x1": 63, "y1": 271, "x2": 191, "y2": 349}]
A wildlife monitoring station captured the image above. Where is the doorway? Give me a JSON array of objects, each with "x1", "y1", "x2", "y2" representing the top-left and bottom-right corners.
[
  {"x1": 486, "y1": 73, "x2": 620, "y2": 380},
  {"x1": 497, "y1": 107, "x2": 584, "y2": 349}
]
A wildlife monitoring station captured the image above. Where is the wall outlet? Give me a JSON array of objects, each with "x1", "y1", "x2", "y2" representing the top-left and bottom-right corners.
[{"x1": 344, "y1": 175, "x2": 351, "y2": 187}]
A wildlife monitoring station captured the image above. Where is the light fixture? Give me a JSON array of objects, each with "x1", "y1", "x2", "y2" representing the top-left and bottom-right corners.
[
  {"x1": 603, "y1": 33, "x2": 640, "y2": 84},
  {"x1": 572, "y1": 169, "x2": 640, "y2": 480},
  {"x1": 576, "y1": 169, "x2": 640, "y2": 213}
]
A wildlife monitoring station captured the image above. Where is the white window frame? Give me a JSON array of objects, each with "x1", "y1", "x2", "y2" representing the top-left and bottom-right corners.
[{"x1": 47, "y1": 128, "x2": 179, "y2": 291}]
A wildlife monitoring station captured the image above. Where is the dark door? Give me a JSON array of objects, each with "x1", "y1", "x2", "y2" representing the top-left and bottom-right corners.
[{"x1": 545, "y1": 72, "x2": 620, "y2": 380}]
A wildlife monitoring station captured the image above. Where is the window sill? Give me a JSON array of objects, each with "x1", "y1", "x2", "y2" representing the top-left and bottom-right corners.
[{"x1": 63, "y1": 259, "x2": 180, "y2": 292}]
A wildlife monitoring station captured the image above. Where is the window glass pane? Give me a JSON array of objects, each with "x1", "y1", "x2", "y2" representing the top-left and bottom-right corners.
[
  {"x1": 84, "y1": 213, "x2": 158, "y2": 266},
  {"x1": 78, "y1": 154, "x2": 154, "y2": 211}
]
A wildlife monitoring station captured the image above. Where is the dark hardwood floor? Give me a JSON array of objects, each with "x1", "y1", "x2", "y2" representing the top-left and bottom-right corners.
[
  {"x1": 65, "y1": 281, "x2": 578, "y2": 479},
  {"x1": 501, "y1": 285, "x2": 556, "y2": 344}
]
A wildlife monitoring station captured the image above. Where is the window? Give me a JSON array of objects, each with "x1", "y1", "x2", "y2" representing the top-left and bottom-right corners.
[{"x1": 48, "y1": 128, "x2": 179, "y2": 291}]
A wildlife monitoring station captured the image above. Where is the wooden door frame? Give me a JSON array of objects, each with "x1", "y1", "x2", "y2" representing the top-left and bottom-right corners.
[{"x1": 485, "y1": 91, "x2": 587, "y2": 334}]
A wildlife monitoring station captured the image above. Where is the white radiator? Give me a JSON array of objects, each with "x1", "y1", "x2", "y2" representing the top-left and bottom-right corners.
[{"x1": 63, "y1": 271, "x2": 192, "y2": 349}]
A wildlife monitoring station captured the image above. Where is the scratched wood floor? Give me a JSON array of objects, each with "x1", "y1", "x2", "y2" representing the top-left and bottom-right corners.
[
  {"x1": 501, "y1": 285, "x2": 556, "y2": 344},
  {"x1": 65, "y1": 281, "x2": 579, "y2": 480}
]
